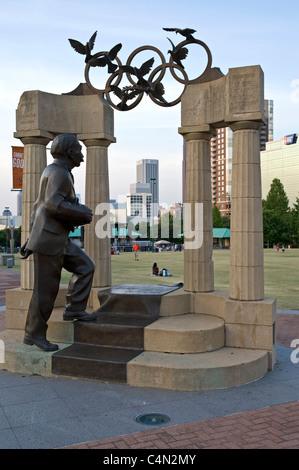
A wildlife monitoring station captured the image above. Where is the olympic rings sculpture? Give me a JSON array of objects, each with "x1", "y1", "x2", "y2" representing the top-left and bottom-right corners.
[{"x1": 68, "y1": 28, "x2": 213, "y2": 111}]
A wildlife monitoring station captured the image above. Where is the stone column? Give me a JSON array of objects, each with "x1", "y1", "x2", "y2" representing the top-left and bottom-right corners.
[
  {"x1": 179, "y1": 127, "x2": 214, "y2": 293},
  {"x1": 19, "y1": 136, "x2": 51, "y2": 290},
  {"x1": 229, "y1": 121, "x2": 264, "y2": 301},
  {"x1": 82, "y1": 138, "x2": 112, "y2": 288}
]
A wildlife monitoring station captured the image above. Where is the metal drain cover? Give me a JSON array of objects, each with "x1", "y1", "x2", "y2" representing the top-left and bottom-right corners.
[{"x1": 135, "y1": 412, "x2": 170, "y2": 426}]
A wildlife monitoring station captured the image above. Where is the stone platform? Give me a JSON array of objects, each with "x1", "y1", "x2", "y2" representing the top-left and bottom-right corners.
[{"x1": 0, "y1": 284, "x2": 276, "y2": 391}]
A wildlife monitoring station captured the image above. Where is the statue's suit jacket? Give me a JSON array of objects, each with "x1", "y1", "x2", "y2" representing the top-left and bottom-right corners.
[{"x1": 27, "y1": 159, "x2": 90, "y2": 256}]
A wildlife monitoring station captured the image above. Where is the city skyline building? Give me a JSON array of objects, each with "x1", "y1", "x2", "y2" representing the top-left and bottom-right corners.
[
  {"x1": 136, "y1": 159, "x2": 159, "y2": 216},
  {"x1": 182, "y1": 99, "x2": 274, "y2": 217},
  {"x1": 261, "y1": 133, "x2": 299, "y2": 208},
  {"x1": 260, "y1": 99, "x2": 274, "y2": 151},
  {"x1": 126, "y1": 192, "x2": 152, "y2": 219}
]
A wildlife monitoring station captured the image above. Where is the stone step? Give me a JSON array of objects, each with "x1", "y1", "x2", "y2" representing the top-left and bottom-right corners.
[
  {"x1": 0, "y1": 329, "x2": 268, "y2": 391},
  {"x1": 0, "y1": 329, "x2": 70, "y2": 376},
  {"x1": 144, "y1": 314, "x2": 224, "y2": 353},
  {"x1": 50, "y1": 313, "x2": 225, "y2": 383},
  {"x1": 73, "y1": 310, "x2": 161, "y2": 349},
  {"x1": 126, "y1": 348, "x2": 269, "y2": 391},
  {"x1": 5, "y1": 285, "x2": 191, "y2": 330},
  {"x1": 52, "y1": 344, "x2": 142, "y2": 382}
]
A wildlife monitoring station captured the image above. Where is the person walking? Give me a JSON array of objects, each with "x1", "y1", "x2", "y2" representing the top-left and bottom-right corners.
[{"x1": 132, "y1": 242, "x2": 140, "y2": 261}]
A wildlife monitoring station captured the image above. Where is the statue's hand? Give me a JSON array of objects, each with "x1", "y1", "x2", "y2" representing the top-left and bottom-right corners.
[
  {"x1": 82, "y1": 206, "x2": 93, "y2": 224},
  {"x1": 20, "y1": 240, "x2": 33, "y2": 259}
]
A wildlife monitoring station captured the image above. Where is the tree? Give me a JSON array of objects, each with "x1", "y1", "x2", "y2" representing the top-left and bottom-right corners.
[
  {"x1": 263, "y1": 209, "x2": 286, "y2": 247},
  {"x1": 0, "y1": 230, "x2": 6, "y2": 246},
  {"x1": 157, "y1": 213, "x2": 183, "y2": 243},
  {"x1": 263, "y1": 179, "x2": 292, "y2": 246},
  {"x1": 212, "y1": 206, "x2": 223, "y2": 228},
  {"x1": 289, "y1": 197, "x2": 299, "y2": 245},
  {"x1": 221, "y1": 215, "x2": 230, "y2": 229},
  {"x1": 263, "y1": 178, "x2": 289, "y2": 214}
]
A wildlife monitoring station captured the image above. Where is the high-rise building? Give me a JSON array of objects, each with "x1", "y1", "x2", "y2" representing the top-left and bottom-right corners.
[
  {"x1": 261, "y1": 133, "x2": 299, "y2": 208},
  {"x1": 182, "y1": 100, "x2": 274, "y2": 217},
  {"x1": 260, "y1": 99, "x2": 274, "y2": 151},
  {"x1": 136, "y1": 159, "x2": 159, "y2": 215},
  {"x1": 210, "y1": 127, "x2": 233, "y2": 217},
  {"x1": 127, "y1": 183, "x2": 152, "y2": 219}
]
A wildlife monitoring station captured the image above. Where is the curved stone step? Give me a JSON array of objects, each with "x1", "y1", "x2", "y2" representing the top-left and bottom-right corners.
[
  {"x1": 126, "y1": 348, "x2": 268, "y2": 391},
  {"x1": 144, "y1": 314, "x2": 224, "y2": 353}
]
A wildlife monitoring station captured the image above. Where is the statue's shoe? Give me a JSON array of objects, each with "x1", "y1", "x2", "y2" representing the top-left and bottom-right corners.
[
  {"x1": 63, "y1": 310, "x2": 97, "y2": 322},
  {"x1": 23, "y1": 335, "x2": 59, "y2": 351}
]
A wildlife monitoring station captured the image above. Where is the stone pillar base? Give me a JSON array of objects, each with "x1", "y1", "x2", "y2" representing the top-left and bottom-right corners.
[{"x1": 193, "y1": 290, "x2": 276, "y2": 370}]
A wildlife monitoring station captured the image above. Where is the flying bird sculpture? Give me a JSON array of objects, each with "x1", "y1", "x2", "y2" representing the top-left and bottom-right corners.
[
  {"x1": 121, "y1": 57, "x2": 155, "y2": 88},
  {"x1": 67, "y1": 26, "x2": 208, "y2": 110},
  {"x1": 121, "y1": 57, "x2": 167, "y2": 104},
  {"x1": 68, "y1": 31, "x2": 98, "y2": 63},
  {"x1": 163, "y1": 27, "x2": 197, "y2": 42},
  {"x1": 167, "y1": 37, "x2": 188, "y2": 69},
  {"x1": 147, "y1": 81, "x2": 168, "y2": 104},
  {"x1": 89, "y1": 43, "x2": 122, "y2": 73},
  {"x1": 109, "y1": 85, "x2": 140, "y2": 110}
]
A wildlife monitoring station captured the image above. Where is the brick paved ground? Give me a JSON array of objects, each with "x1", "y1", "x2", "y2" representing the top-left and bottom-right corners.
[{"x1": 64, "y1": 401, "x2": 299, "y2": 449}]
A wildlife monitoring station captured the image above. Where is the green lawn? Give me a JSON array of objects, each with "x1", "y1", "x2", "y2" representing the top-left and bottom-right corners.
[
  {"x1": 109, "y1": 249, "x2": 299, "y2": 309},
  {"x1": 4, "y1": 248, "x2": 299, "y2": 309}
]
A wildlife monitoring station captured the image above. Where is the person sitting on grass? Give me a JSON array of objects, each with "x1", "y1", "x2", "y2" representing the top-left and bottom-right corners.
[{"x1": 152, "y1": 262, "x2": 159, "y2": 276}]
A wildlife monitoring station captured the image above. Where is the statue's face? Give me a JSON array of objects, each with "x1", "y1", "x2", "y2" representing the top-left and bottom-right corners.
[{"x1": 69, "y1": 140, "x2": 84, "y2": 167}]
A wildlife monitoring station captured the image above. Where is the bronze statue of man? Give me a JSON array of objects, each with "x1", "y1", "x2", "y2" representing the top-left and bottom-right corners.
[{"x1": 21, "y1": 134, "x2": 96, "y2": 352}]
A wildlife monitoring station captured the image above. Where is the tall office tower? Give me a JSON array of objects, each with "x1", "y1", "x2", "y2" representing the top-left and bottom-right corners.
[
  {"x1": 136, "y1": 159, "x2": 159, "y2": 215},
  {"x1": 210, "y1": 127, "x2": 233, "y2": 217},
  {"x1": 181, "y1": 101, "x2": 273, "y2": 215},
  {"x1": 260, "y1": 99, "x2": 274, "y2": 151},
  {"x1": 127, "y1": 183, "x2": 152, "y2": 219},
  {"x1": 210, "y1": 99, "x2": 273, "y2": 217}
]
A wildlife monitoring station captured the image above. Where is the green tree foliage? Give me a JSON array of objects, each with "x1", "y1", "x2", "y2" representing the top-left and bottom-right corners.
[
  {"x1": 212, "y1": 206, "x2": 230, "y2": 228},
  {"x1": 263, "y1": 179, "x2": 299, "y2": 247},
  {"x1": 289, "y1": 197, "x2": 299, "y2": 245},
  {"x1": 221, "y1": 216, "x2": 230, "y2": 229},
  {"x1": 0, "y1": 230, "x2": 6, "y2": 246},
  {"x1": 158, "y1": 213, "x2": 183, "y2": 243},
  {"x1": 212, "y1": 206, "x2": 223, "y2": 228},
  {"x1": 263, "y1": 209, "x2": 287, "y2": 247},
  {"x1": 263, "y1": 178, "x2": 289, "y2": 214}
]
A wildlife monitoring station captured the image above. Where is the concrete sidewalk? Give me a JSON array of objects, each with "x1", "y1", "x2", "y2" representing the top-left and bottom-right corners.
[
  {"x1": 0, "y1": 344, "x2": 298, "y2": 449},
  {"x1": 0, "y1": 268, "x2": 298, "y2": 449},
  {"x1": 64, "y1": 400, "x2": 299, "y2": 449}
]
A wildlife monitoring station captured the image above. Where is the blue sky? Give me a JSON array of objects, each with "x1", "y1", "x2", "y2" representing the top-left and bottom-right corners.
[{"x1": 0, "y1": 0, "x2": 298, "y2": 214}]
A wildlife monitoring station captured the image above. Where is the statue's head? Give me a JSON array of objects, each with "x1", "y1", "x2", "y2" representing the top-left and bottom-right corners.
[
  {"x1": 51, "y1": 134, "x2": 79, "y2": 158},
  {"x1": 51, "y1": 134, "x2": 84, "y2": 168}
]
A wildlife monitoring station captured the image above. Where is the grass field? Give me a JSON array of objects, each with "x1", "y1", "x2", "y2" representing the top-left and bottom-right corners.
[{"x1": 3, "y1": 248, "x2": 299, "y2": 309}]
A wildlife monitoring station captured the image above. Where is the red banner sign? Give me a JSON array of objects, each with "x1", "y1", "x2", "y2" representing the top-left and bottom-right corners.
[{"x1": 12, "y1": 146, "x2": 24, "y2": 189}]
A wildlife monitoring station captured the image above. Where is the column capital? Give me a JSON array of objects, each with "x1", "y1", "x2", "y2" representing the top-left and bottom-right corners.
[
  {"x1": 178, "y1": 125, "x2": 216, "y2": 142},
  {"x1": 229, "y1": 121, "x2": 263, "y2": 132},
  {"x1": 78, "y1": 132, "x2": 116, "y2": 148},
  {"x1": 184, "y1": 132, "x2": 214, "y2": 142},
  {"x1": 83, "y1": 139, "x2": 113, "y2": 148},
  {"x1": 20, "y1": 136, "x2": 51, "y2": 146}
]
